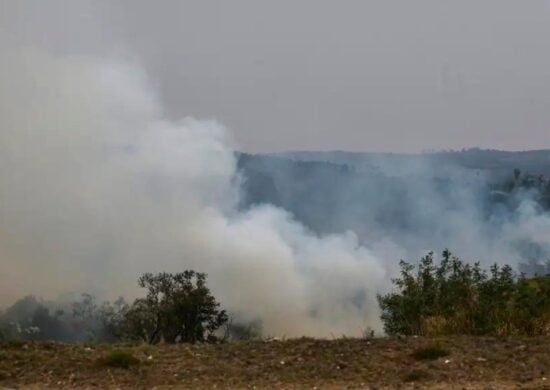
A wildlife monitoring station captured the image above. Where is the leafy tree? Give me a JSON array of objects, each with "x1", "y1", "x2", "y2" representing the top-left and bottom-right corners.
[
  {"x1": 95, "y1": 297, "x2": 129, "y2": 342},
  {"x1": 125, "y1": 271, "x2": 228, "y2": 344},
  {"x1": 71, "y1": 293, "x2": 99, "y2": 340},
  {"x1": 71, "y1": 293, "x2": 129, "y2": 342}
]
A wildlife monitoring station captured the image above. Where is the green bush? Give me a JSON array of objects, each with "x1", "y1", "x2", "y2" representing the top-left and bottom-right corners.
[
  {"x1": 378, "y1": 250, "x2": 550, "y2": 336},
  {"x1": 101, "y1": 350, "x2": 139, "y2": 369}
]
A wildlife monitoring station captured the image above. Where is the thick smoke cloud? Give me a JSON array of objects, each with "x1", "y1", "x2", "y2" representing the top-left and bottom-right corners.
[
  {"x1": 0, "y1": 47, "x2": 387, "y2": 336},
  {"x1": 240, "y1": 152, "x2": 550, "y2": 271},
  {"x1": 2, "y1": 1, "x2": 549, "y2": 337}
]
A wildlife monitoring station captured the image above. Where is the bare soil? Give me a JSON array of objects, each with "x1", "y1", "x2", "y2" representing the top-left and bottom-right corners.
[{"x1": 1, "y1": 336, "x2": 550, "y2": 389}]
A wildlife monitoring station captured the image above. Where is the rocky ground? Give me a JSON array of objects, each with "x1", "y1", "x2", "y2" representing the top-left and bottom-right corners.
[{"x1": 1, "y1": 336, "x2": 550, "y2": 389}]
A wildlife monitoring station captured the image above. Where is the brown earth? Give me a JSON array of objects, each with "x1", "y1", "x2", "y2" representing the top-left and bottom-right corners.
[{"x1": 1, "y1": 336, "x2": 550, "y2": 389}]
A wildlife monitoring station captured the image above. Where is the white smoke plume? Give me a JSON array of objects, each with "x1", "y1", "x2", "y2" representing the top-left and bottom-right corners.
[
  {"x1": 0, "y1": 47, "x2": 387, "y2": 336},
  {"x1": 2, "y1": 1, "x2": 550, "y2": 337}
]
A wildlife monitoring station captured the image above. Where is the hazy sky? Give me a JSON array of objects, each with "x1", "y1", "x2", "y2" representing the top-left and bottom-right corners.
[{"x1": 2, "y1": 0, "x2": 550, "y2": 152}]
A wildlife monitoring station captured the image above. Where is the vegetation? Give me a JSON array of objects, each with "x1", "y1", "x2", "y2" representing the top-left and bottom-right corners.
[
  {"x1": 2, "y1": 337, "x2": 550, "y2": 388},
  {"x1": 2, "y1": 192, "x2": 550, "y2": 344},
  {"x1": 493, "y1": 168, "x2": 550, "y2": 210},
  {"x1": 123, "y1": 271, "x2": 228, "y2": 344},
  {"x1": 0, "y1": 296, "x2": 72, "y2": 342},
  {"x1": 378, "y1": 250, "x2": 550, "y2": 336},
  {"x1": 0, "y1": 271, "x2": 228, "y2": 344},
  {"x1": 3, "y1": 250, "x2": 550, "y2": 343},
  {"x1": 412, "y1": 344, "x2": 450, "y2": 360},
  {"x1": 100, "y1": 350, "x2": 140, "y2": 369}
]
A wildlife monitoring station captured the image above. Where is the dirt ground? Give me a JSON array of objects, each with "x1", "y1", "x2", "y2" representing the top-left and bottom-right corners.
[{"x1": 1, "y1": 336, "x2": 550, "y2": 389}]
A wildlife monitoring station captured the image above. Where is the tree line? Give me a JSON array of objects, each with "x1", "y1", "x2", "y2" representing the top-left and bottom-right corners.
[
  {"x1": 2, "y1": 251, "x2": 549, "y2": 343},
  {"x1": 0, "y1": 271, "x2": 236, "y2": 344},
  {"x1": 2, "y1": 168, "x2": 549, "y2": 342}
]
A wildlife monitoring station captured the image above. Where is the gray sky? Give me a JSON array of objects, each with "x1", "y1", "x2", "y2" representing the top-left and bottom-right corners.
[{"x1": 3, "y1": 0, "x2": 550, "y2": 152}]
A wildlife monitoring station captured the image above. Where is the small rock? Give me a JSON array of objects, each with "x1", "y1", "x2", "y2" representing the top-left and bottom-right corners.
[
  {"x1": 280, "y1": 360, "x2": 285, "y2": 365},
  {"x1": 444, "y1": 359, "x2": 451, "y2": 364},
  {"x1": 476, "y1": 357, "x2": 487, "y2": 362},
  {"x1": 147, "y1": 355, "x2": 154, "y2": 361}
]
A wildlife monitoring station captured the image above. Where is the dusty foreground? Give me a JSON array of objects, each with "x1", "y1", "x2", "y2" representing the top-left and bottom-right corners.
[{"x1": 1, "y1": 336, "x2": 550, "y2": 389}]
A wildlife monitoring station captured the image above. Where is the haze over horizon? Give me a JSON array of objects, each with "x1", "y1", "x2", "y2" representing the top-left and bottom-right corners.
[{"x1": 3, "y1": 0, "x2": 550, "y2": 153}]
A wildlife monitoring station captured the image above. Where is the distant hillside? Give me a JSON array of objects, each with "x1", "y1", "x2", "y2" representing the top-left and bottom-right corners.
[
  {"x1": 237, "y1": 152, "x2": 501, "y2": 238},
  {"x1": 237, "y1": 149, "x2": 550, "y2": 266},
  {"x1": 276, "y1": 149, "x2": 550, "y2": 178}
]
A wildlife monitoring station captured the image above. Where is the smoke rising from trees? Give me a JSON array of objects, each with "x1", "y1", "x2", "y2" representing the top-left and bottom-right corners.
[
  {"x1": 1, "y1": 6, "x2": 550, "y2": 337},
  {"x1": 0, "y1": 47, "x2": 389, "y2": 336}
]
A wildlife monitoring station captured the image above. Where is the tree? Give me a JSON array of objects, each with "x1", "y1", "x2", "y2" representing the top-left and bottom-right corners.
[
  {"x1": 96, "y1": 297, "x2": 129, "y2": 342},
  {"x1": 125, "y1": 271, "x2": 228, "y2": 344},
  {"x1": 70, "y1": 293, "x2": 129, "y2": 342},
  {"x1": 72, "y1": 293, "x2": 99, "y2": 340}
]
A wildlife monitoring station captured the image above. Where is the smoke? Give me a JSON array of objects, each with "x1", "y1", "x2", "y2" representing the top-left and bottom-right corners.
[
  {"x1": 0, "y1": 47, "x2": 388, "y2": 336},
  {"x1": 239, "y1": 152, "x2": 550, "y2": 273},
  {"x1": 2, "y1": 3, "x2": 549, "y2": 338}
]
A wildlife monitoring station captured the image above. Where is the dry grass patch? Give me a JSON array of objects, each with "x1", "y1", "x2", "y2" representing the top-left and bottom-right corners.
[{"x1": 1, "y1": 337, "x2": 550, "y2": 388}]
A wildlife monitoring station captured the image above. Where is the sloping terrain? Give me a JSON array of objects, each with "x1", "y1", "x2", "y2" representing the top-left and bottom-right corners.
[
  {"x1": 278, "y1": 149, "x2": 550, "y2": 177},
  {"x1": 1, "y1": 336, "x2": 549, "y2": 389}
]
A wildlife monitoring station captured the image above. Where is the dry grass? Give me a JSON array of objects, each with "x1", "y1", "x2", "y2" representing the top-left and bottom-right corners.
[{"x1": 1, "y1": 336, "x2": 549, "y2": 388}]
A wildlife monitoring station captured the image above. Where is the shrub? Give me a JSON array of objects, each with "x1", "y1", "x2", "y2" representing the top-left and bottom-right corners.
[
  {"x1": 101, "y1": 350, "x2": 139, "y2": 369},
  {"x1": 378, "y1": 250, "x2": 550, "y2": 336},
  {"x1": 412, "y1": 345, "x2": 450, "y2": 361}
]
